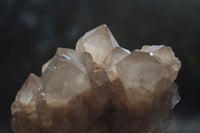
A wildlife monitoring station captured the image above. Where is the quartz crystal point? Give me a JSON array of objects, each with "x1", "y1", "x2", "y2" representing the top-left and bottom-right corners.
[
  {"x1": 76, "y1": 24, "x2": 119, "y2": 66},
  {"x1": 41, "y1": 52, "x2": 92, "y2": 105},
  {"x1": 11, "y1": 24, "x2": 181, "y2": 133},
  {"x1": 103, "y1": 47, "x2": 130, "y2": 81},
  {"x1": 116, "y1": 51, "x2": 167, "y2": 92},
  {"x1": 139, "y1": 45, "x2": 181, "y2": 81}
]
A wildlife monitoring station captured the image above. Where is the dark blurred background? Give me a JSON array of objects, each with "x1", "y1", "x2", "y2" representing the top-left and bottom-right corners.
[{"x1": 1, "y1": 0, "x2": 200, "y2": 133}]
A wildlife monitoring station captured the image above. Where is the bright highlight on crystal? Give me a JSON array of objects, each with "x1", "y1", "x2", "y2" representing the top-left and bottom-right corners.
[{"x1": 11, "y1": 24, "x2": 181, "y2": 133}]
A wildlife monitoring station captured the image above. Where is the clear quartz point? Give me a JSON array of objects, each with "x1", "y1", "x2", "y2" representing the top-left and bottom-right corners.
[
  {"x1": 76, "y1": 24, "x2": 119, "y2": 65},
  {"x1": 103, "y1": 47, "x2": 130, "y2": 81},
  {"x1": 139, "y1": 45, "x2": 181, "y2": 80},
  {"x1": 41, "y1": 53, "x2": 91, "y2": 105},
  {"x1": 116, "y1": 51, "x2": 167, "y2": 92},
  {"x1": 14, "y1": 73, "x2": 42, "y2": 105}
]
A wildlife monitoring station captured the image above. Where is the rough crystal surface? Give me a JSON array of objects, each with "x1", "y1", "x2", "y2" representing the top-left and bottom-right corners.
[{"x1": 11, "y1": 24, "x2": 181, "y2": 133}]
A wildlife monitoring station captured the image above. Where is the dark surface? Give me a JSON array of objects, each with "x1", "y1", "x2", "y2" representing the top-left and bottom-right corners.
[{"x1": 1, "y1": 0, "x2": 200, "y2": 132}]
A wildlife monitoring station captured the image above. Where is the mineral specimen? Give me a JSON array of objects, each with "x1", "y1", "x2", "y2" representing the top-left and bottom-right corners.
[{"x1": 11, "y1": 24, "x2": 181, "y2": 133}]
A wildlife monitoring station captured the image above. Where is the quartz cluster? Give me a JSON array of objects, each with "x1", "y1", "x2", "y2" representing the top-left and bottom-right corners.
[{"x1": 11, "y1": 24, "x2": 181, "y2": 133}]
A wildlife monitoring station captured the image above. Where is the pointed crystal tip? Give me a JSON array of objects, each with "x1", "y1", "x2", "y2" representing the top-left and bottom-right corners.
[{"x1": 76, "y1": 24, "x2": 119, "y2": 65}]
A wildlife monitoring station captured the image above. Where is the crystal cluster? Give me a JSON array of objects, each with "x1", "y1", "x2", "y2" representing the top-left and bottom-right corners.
[{"x1": 11, "y1": 24, "x2": 181, "y2": 133}]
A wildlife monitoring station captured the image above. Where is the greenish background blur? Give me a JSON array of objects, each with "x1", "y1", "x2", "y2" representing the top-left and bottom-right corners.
[{"x1": 1, "y1": 0, "x2": 200, "y2": 133}]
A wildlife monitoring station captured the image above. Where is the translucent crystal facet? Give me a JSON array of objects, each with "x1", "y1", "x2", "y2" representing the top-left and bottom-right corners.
[
  {"x1": 103, "y1": 47, "x2": 130, "y2": 81},
  {"x1": 76, "y1": 24, "x2": 119, "y2": 65},
  {"x1": 41, "y1": 53, "x2": 91, "y2": 105},
  {"x1": 116, "y1": 51, "x2": 167, "y2": 92},
  {"x1": 11, "y1": 24, "x2": 181, "y2": 133},
  {"x1": 14, "y1": 73, "x2": 42, "y2": 105},
  {"x1": 139, "y1": 45, "x2": 181, "y2": 80}
]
